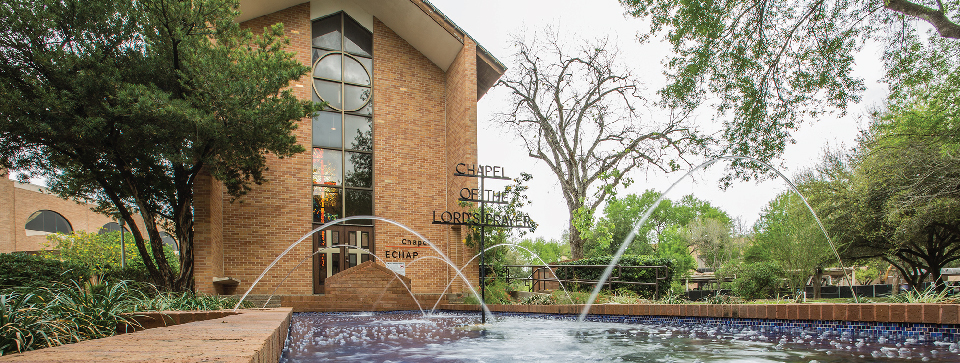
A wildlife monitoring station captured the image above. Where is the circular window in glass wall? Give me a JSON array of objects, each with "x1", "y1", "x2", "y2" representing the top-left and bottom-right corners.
[{"x1": 313, "y1": 52, "x2": 372, "y2": 112}]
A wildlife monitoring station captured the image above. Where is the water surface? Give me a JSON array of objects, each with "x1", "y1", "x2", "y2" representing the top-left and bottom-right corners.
[{"x1": 281, "y1": 312, "x2": 958, "y2": 362}]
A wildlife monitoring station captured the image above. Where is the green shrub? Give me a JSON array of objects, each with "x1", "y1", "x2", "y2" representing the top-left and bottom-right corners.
[
  {"x1": 603, "y1": 288, "x2": 642, "y2": 304},
  {"x1": 725, "y1": 262, "x2": 785, "y2": 300},
  {"x1": 554, "y1": 255, "x2": 675, "y2": 297},
  {"x1": 657, "y1": 291, "x2": 689, "y2": 304},
  {"x1": 0, "y1": 253, "x2": 89, "y2": 290},
  {"x1": 45, "y1": 232, "x2": 179, "y2": 286},
  {"x1": 518, "y1": 293, "x2": 554, "y2": 305},
  {"x1": 100, "y1": 265, "x2": 153, "y2": 285},
  {"x1": 551, "y1": 290, "x2": 591, "y2": 304},
  {"x1": 517, "y1": 290, "x2": 591, "y2": 305},
  {"x1": 704, "y1": 291, "x2": 739, "y2": 304},
  {"x1": 463, "y1": 278, "x2": 512, "y2": 305}
]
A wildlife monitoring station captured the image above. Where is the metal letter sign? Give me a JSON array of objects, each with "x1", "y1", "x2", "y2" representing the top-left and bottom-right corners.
[{"x1": 434, "y1": 163, "x2": 534, "y2": 324}]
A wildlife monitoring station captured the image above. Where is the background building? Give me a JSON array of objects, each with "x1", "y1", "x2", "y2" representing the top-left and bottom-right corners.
[
  {"x1": 0, "y1": 170, "x2": 115, "y2": 253},
  {"x1": 0, "y1": 170, "x2": 175, "y2": 254}
]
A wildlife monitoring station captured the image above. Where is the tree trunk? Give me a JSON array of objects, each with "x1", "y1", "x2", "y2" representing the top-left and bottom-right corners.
[
  {"x1": 569, "y1": 221, "x2": 584, "y2": 260},
  {"x1": 893, "y1": 274, "x2": 901, "y2": 295},
  {"x1": 813, "y1": 266, "x2": 822, "y2": 299}
]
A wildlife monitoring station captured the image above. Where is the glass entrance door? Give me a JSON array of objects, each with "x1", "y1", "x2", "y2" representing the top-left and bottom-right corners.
[{"x1": 313, "y1": 224, "x2": 374, "y2": 294}]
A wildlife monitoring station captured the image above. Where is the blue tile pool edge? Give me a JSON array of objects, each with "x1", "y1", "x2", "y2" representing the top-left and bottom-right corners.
[{"x1": 289, "y1": 310, "x2": 960, "y2": 344}]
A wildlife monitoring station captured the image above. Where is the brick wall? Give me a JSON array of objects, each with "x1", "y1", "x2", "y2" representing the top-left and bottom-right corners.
[
  {"x1": 372, "y1": 17, "x2": 454, "y2": 294},
  {"x1": 444, "y1": 39, "x2": 480, "y2": 294},
  {"x1": 0, "y1": 171, "x2": 13, "y2": 252},
  {"x1": 324, "y1": 261, "x2": 418, "y2": 311},
  {"x1": 439, "y1": 302, "x2": 960, "y2": 326},
  {"x1": 193, "y1": 170, "x2": 224, "y2": 295},
  {"x1": 218, "y1": 2, "x2": 314, "y2": 295}
]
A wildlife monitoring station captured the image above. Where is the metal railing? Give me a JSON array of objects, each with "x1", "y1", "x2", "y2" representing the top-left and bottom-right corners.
[{"x1": 483, "y1": 264, "x2": 669, "y2": 299}]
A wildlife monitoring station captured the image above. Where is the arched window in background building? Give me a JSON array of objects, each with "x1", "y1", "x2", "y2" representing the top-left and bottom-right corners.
[
  {"x1": 98, "y1": 222, "x2": 127, "y2": 234},
  {"x1": 24, "y1": 210, "x2": 72, "y2": 235},
  {"x1": 159, "y1": 232, "x2": 178, "y2": 253}
]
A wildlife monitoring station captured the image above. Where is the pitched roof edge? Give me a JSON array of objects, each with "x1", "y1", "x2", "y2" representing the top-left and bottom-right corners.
[{"x1": 413, "y1": 0, "x2": 507, "y2": 75}]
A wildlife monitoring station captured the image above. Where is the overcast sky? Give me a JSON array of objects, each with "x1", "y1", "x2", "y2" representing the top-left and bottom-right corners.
[{"x1": 430, "y1": 0, "x2": 888, "y2": 242}]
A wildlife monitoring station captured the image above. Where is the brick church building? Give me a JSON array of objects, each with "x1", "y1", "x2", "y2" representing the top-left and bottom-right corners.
[{"x1": 192, "y1": 0, "x2": 504, "y2": 299}]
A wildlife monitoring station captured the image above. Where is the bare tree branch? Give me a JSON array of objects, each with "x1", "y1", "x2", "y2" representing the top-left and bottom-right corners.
[{"x1": 496, "y1": 30, "x2": 703, "y2": 258}]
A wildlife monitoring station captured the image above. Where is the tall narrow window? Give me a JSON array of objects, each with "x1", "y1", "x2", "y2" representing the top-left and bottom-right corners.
[{"x1": 312, "y1": 12, "x2": 373, "y2": 226}]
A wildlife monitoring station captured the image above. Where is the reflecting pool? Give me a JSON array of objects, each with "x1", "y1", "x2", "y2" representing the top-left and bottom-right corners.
[{"x1": 281, "y1": 312, "x2": 959, "y2": 362}]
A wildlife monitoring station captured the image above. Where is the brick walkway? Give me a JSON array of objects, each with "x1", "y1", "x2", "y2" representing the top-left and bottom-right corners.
[{"x1": 0, "y1": 308, "x2": 291, "y2": 363}]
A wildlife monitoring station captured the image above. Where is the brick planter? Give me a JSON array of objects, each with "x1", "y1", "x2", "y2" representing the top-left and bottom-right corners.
[{"x1": 437, "y1": 303, "x2": 960, "y2": 325}]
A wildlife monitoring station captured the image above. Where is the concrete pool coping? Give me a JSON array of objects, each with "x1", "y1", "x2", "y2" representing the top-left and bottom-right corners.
[{"x1": 0, "y1": 308, "x2": 291, "y2": 362}]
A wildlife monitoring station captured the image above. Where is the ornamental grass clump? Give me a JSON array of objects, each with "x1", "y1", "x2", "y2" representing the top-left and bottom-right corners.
[
  {"x1": 0, "y1": 292, "x2": 78, "y2": 356},
  {"x1": 49, "y1": 281, "x2": 140, "y2": 340},
  {"x1": 1, "y1": 279, "x2": 252, "y2": 356},
  {"x1": 133, "y1": 290, "x2": 249, "y2": 311},
  {"x1": 890, "y1": 285, "x2": 959, "y2": 304}
]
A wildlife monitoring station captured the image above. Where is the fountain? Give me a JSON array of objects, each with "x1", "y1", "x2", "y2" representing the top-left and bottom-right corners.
[
  {"x1": 580, "y1": 155, "x2": 859, "y2": 321},
  {"x1": 234, "y1": 215, "x2": 494, "y2": 319},
  {"x1": 247, "y1": 157, "x2": 960, "y2": 363}
]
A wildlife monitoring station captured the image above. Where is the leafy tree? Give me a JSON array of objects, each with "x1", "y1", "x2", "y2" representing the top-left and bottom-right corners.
[
  {"x1": 839, "y1": 136, "x2": 960, "y2": 291},
  {"x1": 579, "y1": 190, "x2": 730, "y2": 255},
  {"x1": 463, "y1": 173, "x2": 537, "y2": 284},
  {"x1": 854, "y1": 259, "x2": 886, "y2": 285},
  {"x1": 655, "y1": 227, "x2": 698, "y2": 286},
  {"x1": 685, "y1": 217, "x2": 739, "y2": 270},
  {"x1": 514, "y1": 237, "x2": 570, "y2": 265},
  {"x1": 496, "y1": 30, "x2": 703, "y2": 259},
  {"x1": 620, "y1": 0, "x2": 960, "y2": 179},
  {"x1": 801, "y1": 74, "x2": 960, "y2": 291},
  {"x1": 0, "y1": 0, "x2": 318, "y2": 290},
  {"x1": 577, "y1": 190, "x2": 731, "y2": 277},
  {"x1": 746, "y1": 192, "x2": 834, "y2": 294}
]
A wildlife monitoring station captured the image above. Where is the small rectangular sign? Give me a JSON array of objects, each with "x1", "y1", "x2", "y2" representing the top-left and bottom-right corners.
[{"x1": 386, "y1": 262, "x2": 406, "y2": 276}]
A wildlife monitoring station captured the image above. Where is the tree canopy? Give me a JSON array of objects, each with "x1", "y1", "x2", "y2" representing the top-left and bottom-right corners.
[
  {"x1": 620, "y1": 0, "x2": 960, "y2": 179},
  {"x1": 577, "y1": 190, "x2": 734, "y2": 276},
  {"x1": 796, "y1": 66, "x2": 960, "y2": 290},
  {"x1": 747, "y1": 191, "x2": 834, "y2": 292},
  {"x1": 0, "y1": 0, "x2": 318, "y2": 290}
]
